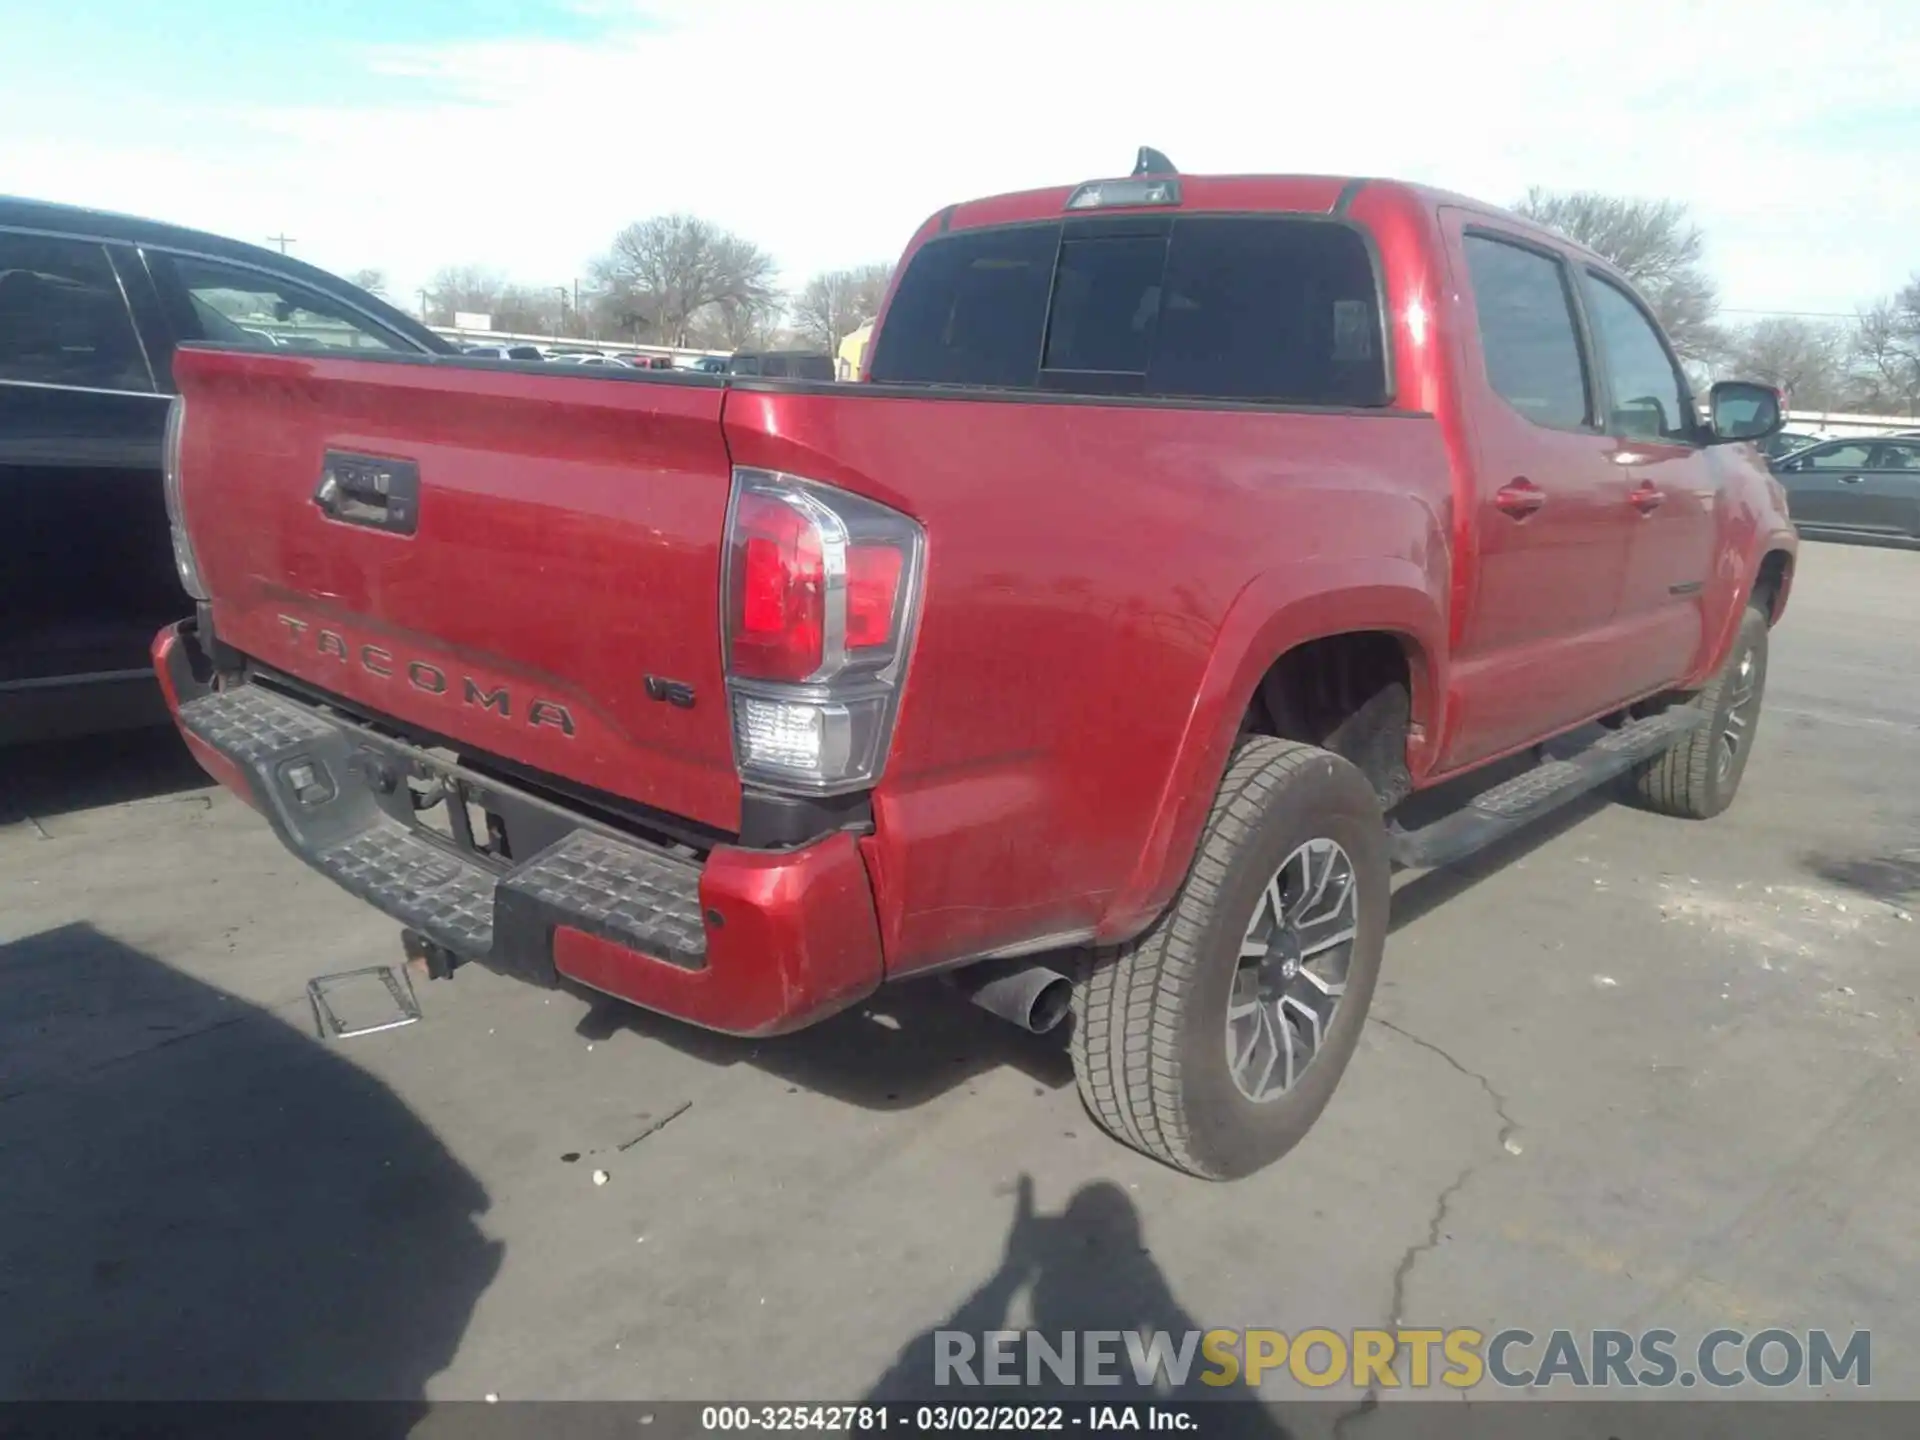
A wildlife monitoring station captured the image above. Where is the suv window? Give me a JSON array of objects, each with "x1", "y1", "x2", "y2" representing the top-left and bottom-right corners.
[
  {"x1": 1582, "y1": 273, "x2": 1692, "y2": 443},
  {"x1": 870, "y1": 216, "x2": 1388, "y2": 406},
  {"x1": 151, "y1": 253, "x2": 404, "y2": 353},
  {"x1": 0, "y1": 233, "x2": 151, "y2": 391},
  {"x1": 1803, "y1": 441, "x2": 1874, "y2": 470},
  {"x1": 1461, "y1": 234, "x2": 1588, "y2": 429}
]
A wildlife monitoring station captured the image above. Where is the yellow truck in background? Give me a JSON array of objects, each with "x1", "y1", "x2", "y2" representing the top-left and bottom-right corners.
[{"x1": 836, "y1": 320, "x2": 874, "y2": 381}]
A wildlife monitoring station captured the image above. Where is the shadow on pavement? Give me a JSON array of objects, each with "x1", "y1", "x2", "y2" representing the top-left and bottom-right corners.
[
  {"x1": 0, "y1": 923, "x2": 501, "y2": 1411},
  {"x1": 567, "y1": 973, "x2": 1075, "y2": 1111},
  {"x1": 0, "y1": 726, "x2": 207, "y2": 826},
  {"x1": 1801, "y1": 849, "x2": 1920, "y2": 906},
  {"x1": 863, "y1": 1175, "x2": 1289, "y2": 1432}
]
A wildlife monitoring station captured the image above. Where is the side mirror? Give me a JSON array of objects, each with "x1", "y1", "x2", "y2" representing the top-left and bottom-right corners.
[{"x1": 1708, "y1": 380, "x2": 1783, "y2": 444}]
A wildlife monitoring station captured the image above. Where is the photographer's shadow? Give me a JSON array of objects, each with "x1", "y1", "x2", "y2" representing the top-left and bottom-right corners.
[{"x1": 865, "y1": 1176, "x2": 1289, "y2": 1433}]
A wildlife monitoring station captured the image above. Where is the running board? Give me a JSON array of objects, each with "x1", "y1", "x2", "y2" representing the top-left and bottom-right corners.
[{"x1": 1389, "y1": 708, "x2": 1708, "y2": 870}]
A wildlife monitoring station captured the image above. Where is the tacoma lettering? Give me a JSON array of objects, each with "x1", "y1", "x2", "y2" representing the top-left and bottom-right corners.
[{"x1": 274, "y1": 614, "x2": 574, "y2": 736}]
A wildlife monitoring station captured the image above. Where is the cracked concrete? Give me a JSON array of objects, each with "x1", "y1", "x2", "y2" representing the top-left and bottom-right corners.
[{"x1": 3, "y1": 540, "x2": 1918, "y2": 1406}]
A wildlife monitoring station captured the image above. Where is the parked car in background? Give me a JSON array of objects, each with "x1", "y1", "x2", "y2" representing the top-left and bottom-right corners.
[
  {"x1": 1772, "y1": 435, "x2": 1920, "y2": 543},
  {"x1": 0, "y1": 194, "x2": 446, "y2": 746},
  {"x1": 678, "y1": 355, "x2": 730, "y2": 374},
  {"x1": 727, "y1": 349, "x2": 835, "y2": 380},
  {"x1": 463, "y1": 343, "x2": 545, "y2": 360}
]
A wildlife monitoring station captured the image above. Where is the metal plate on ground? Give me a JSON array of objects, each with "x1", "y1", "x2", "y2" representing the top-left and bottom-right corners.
[{"x1": 307, "y1": 965, "x2": 422, "y2": 1040}]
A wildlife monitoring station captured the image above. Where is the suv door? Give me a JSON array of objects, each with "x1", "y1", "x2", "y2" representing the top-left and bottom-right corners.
[
  {"x1": 1442, "y1": 219, "x2": 1639, "y2": 767},
  {"x1": 1578, "y1": 269, "x2": 1718, "y2": 698},
  {"x1": 0, "y1": 228, "x2": 176, "y2": 731},
  {"x1": 1776, "y1": 439, "x2": 1878, "y2": 531},
  {"x1": 1860, "y1": 440, "x2": 1920, "y2": 538}
]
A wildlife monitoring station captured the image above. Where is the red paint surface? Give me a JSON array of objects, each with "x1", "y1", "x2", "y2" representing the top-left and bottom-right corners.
[
  {"x1": 553, "y1": 831, "x2": 884, "y2": 1036},
  {"x1": 172, "y1": 348, "x2": 743, "y2": 833}
]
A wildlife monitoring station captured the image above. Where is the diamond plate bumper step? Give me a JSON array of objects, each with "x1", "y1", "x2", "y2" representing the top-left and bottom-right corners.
[
  {"x1": 1389, "y1": 707, "x2": 1707, "y2": 870},
  {"x1": 179, "y1": 684, "x2": 708, "y2": 971}
]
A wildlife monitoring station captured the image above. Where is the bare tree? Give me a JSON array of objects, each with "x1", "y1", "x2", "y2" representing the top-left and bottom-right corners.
[
  {"x1": 588, "y1": 215, "x2": 780, "y2": 348},
  {"x1": 1721, "y1": 317, "x2": 1849, "y2": 411},
  {"x1": 1845, "y1": 276, "x2": 1920, "y2": 415},
  {"x1": 346, "y1": 268, "x2": 388, "y2": 297},
  {"x1": 1513, "y1": 188, "x2": 1723, "y2": 363},
  {"x1": 692, "y1": 294, "x2": 784, "y2": 352},
  {"x1": 790, "y1": 263, "x2": 893, "y2": 354},
  {"x1": 490, "y1": 285, "x2": 565, "y2": 336},
  {"x1": 423, "y1": 265, "x2": 508, "y2": 326}
]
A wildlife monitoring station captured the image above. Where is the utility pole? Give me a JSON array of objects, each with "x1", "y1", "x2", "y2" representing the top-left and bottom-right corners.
[
  {"x1": 554, "y1": 286, "x2": 568, "y2": 341},
  {"x1": 266, "y1": 233, "x2": 296, "y2": 254},
  {"x1": 417, "y1": 289, "x2": 431, "y2": 322}
]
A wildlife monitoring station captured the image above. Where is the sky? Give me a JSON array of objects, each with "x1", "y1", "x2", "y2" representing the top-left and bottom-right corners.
[{"x1": 4, "y1": 0, "x2": 1917, "y2": 322}]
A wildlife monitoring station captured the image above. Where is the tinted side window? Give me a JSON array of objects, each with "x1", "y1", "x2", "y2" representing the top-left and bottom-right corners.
[
  {"x1": 1870, "y1": 441, "x2": 1920, "y2": 469},
  {"x1": 869, "y1": 224, "x2": 1059, "y2": 388},
  {"x1": 1583, "y1": 274, "x2": 1691, "y2": 442},
  {"x1": 1462, "y1": 235, "x2": 1588, "y2": 429},
  {"x1": 151, "y1": 253, "x2": 404, "y2": 353},
  {"x1": 0, "y1": 233, "x2": 151, "y2": 391},
  {"x1": 1151, "y1": 218, "x2": 1384, "y2": 405}
]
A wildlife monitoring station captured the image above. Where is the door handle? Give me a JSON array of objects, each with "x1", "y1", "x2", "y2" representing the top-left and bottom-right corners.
[
  {"x1": 1495, "y1": 478, "x2": 1546, "y2": 520},
  {"x1": 1838, "y1": 474, "x2": 1866, "y2": 485},
  {"x1": 1630, "y1": 481, "x2": 1665, "y2": 514},
  {"x1": 313, "y1": 452, "x2": 420, "y2": 535}
]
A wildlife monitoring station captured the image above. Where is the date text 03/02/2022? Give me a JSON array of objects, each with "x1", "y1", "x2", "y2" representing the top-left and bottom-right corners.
[{"x1": 699, "y1": 1405, "x2": 1195, "y2": 1431}]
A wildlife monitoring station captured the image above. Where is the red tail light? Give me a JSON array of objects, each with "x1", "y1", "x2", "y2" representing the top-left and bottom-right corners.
[
  {"x1": 732, "y1": 492, "x2": 825, "y2": 682},
  {"x1": 722, "y1": 469, "x2": 925, "y2": 794},
  {"x1": 846, "y1": 544, "x2": 904, "y2": 649}
]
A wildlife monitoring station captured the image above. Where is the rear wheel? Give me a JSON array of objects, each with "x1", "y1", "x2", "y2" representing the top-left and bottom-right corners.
[
  {"x1": 1626, "y1": 604, "x2": 1770, "y2": 820},
  {"x1": 1070, "y1": 737, "x2": 1389, "y2": 1179}
]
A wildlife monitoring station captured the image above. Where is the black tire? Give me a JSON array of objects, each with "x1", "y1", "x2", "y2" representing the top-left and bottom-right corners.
[
  {"x1": 1626, "y1": 604, "x2": 1770, "y2": 820},
  {"x1": 1070, "y1": 737, "x2": 1390, "y2": 1180}
]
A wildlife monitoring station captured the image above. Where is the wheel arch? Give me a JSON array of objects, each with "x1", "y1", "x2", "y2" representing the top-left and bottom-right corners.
[
  {"x1": 1096, "y1": 562, "x2": 1446, "y2": 944},
  {"x1": 1753, "y1": 547, "x2": 1795, "y2": 624}
]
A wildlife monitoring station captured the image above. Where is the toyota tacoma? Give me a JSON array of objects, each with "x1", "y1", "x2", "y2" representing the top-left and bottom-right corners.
[{"x1": 151, "y1": 152, "x2": 1796, "y2": 1177}]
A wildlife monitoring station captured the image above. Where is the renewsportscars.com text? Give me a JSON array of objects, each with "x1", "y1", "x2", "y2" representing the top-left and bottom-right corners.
[{"x1": 934, "y1": 1327, "x2": 1871, "y2": 1390}]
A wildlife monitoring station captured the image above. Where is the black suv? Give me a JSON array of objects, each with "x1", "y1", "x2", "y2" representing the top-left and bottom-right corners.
[{"x1": 1, "y1": 196, "x2": 447, "y2": 745}]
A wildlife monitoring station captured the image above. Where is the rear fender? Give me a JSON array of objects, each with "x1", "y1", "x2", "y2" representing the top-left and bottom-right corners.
[{"x1": 1096, "y1": 560, "x2": 1446, "y2": 943}]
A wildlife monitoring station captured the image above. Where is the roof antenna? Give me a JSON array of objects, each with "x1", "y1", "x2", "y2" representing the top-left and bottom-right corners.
[{"x1": 1133, "y1": 147, "x2": 1177, "y2": 177}]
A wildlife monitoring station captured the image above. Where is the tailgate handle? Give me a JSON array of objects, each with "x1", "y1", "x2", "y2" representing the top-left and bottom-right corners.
[{"x1": 315, "y1": 452, "x2": 420, "y2": 536}]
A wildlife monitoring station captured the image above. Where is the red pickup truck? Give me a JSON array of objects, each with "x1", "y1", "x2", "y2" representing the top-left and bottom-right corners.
[{"x1": 152, "y1": 154, "x2": 1796, "y2": 1178}]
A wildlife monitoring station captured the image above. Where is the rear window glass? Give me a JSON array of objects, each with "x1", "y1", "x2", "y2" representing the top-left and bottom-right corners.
[
  {"x1": 869, "y1": 224, "x2": 1057, "y2": 388},
  {"x1": 869, "y1": 216, "x2": 1388, "y2": 406}
]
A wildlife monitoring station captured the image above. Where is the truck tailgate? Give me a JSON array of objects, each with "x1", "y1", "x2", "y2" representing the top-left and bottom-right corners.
[{"x1": 172, "y1": 348, "x2": 741, "y2": 833}]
